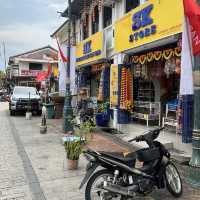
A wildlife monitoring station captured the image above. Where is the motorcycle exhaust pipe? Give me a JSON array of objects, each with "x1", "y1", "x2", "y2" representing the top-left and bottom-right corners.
[{"x1": 103, "y1": 183, "x2": 138, "y2": 197}]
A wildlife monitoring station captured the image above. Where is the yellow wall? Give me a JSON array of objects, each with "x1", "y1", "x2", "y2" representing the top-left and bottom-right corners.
[
  {"x1": 115, "y1": 0, "x2": 183, "y2": 53},
  {"x1": 76, "y1": 32, "x2": 105, "y2": 66}
]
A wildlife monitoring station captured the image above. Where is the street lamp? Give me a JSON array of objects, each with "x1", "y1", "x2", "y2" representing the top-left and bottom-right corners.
[{"x1": 63, "y1": 0, "x2": 74, "y2": 133}]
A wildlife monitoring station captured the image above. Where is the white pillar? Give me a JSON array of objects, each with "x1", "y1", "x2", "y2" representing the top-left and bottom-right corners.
[{"x1": 99, "y1": 8, "x2": 103, "y2": 32}]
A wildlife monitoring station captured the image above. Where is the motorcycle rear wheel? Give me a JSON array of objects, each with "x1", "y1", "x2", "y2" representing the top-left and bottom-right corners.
[
  {"x1": 165, "y1": 162, "x2": 182, "y2": 198},
  {"x1": 85, "y1": 169, "x2": 123, "y2": 200}
]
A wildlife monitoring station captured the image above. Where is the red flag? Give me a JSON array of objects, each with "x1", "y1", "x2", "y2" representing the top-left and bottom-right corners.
[
  {"x1": 47, "y1": 63, "x2": 51, "y2": 77},
  {"x1": 36, "y1": 72, "x2": 48, "y2": 82},
  {"x1": 183, "y1": 0, "x2": 200, "y2": 55},
  {"x1": 56, "y1": 37, "x2": 68, "y2": 63},
  {"x1": 36, "y1": 63, "x2": 51, "y2": 82}
]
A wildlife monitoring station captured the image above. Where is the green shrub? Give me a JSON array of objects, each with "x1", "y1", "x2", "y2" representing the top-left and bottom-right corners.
[{"x1": 64, "y1": 141, "x2": 82, "y2": 160}]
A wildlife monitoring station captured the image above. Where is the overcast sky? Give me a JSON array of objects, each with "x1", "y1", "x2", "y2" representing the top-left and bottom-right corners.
[{"x1": 0, "y1": 0, "x2": 67, "y2": 70}]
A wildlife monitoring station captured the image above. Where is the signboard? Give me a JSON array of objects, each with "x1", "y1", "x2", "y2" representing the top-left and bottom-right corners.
[
  {"x1": 110, "y1": 64, "x2": 119, "y2": 108},
  {"x1": 21, "y1": 70, "x2": 40, "y2": 77},
  {"x1": 115, "y1": 0, "x2": 183, "y2": 53},
  {"x1": 76, "y1": 32, "x2": 105, "y2": 66}
]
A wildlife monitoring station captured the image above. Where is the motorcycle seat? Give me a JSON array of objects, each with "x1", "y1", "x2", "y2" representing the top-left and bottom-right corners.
[{"x1": 100, "y1": 151, "x2": 136, "y2": 166}]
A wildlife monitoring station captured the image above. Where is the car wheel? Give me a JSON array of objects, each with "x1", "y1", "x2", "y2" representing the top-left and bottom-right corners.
[
  {"x1": 10, "y1": 110, "x2": 15, "y2": 116},
  {"x1": 37, "y1": 110, "x2": 42, "y2": 116}
]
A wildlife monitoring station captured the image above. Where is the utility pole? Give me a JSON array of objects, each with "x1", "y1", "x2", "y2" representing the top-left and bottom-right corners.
[
  {"x1": 63, "y1": 0, "x2": 74, "y2": 133},
  {"x1": 3, "y1": 42, "x2": 7, "y2": 72}
]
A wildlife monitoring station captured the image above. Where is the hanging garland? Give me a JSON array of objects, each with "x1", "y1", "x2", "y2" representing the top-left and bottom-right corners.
[
  {"x1": 120, "y1": 66, "x2": 126, "y2": 109},
  {"x1": 147, "y1": 52, "x2": 154, "y2": 62},
  {"x1": 174, "y1": 47, "x2": 181, "y2": 57},
  {"x1": 120, "y1": 66, "x2": 133, "y2": 111},
  {"x1": 132, "y1": 56, "x2": 139, "y2": 63},
  {"x1": 154, "y1": 51, "x2": 162, "y2": 61},
  {"x1": 139, "y1": 55, "x2": 147, "y2": 65},
  {"x1": 131, "y1": 47, "x2": 182, "y2": 65},
  {"x1": 163, "y1": 49, "x2": 174, "y2": 60}
]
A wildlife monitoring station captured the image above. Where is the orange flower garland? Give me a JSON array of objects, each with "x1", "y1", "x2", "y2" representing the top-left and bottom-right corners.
[
  {"x1": 154, "y1": 51, "x2": 162, "y2": 61},
  {"x1": 120, "y1": 66, "x2": 133, "y2": 111},
  {"x1": 147, "y1": 52, "x2": 154, "y2": 62},
  {"x1": 131, "y1": 47, "x2": 181, "y2": 64},
  {"x1": 139, "y1": 55, "x2": 147, "y2": 65},
  {"x1": 174, "y1": 47, "x2": 181, "y2": 57},
  {"x1": 163, "y1": 49, "x2": 174, "y2": 60}
]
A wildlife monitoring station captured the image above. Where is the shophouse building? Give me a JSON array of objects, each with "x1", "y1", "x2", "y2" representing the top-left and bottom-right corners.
[
  {"x1": 7, "y1": 46, "x2": 58, "y2": 89},
  {"x1": 53, "y1": 0, "x2": 188, "y2": 151}
]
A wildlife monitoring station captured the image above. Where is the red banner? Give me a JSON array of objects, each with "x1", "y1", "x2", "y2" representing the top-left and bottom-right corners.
[{"x1": 183, "y1": 0, "x2": 200, "y2": 55}]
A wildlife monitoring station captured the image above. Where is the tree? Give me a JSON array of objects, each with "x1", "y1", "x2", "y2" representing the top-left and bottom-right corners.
[{"x1": 0, "y1": 70, "x2": 6, "y2": 89}]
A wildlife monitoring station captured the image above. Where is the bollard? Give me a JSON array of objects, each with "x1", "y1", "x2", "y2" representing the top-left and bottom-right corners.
[
  {"x1": 40, "y1": 105, "x2": 47, "y2": 134},
  {"x1": 25, "y1": 112, "x2": 32, "y2": 120}
]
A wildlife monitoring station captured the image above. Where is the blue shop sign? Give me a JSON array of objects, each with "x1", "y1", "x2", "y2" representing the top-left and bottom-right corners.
[
  {"x1": 83, "y1": 41, "x2": 92, "y2": 54},
  {"x1": 76, "y1": 40, "x2": 102, "y2": 62},
  {"x1": 129, "y1": 4, "x2": 157, "y2": 42}
]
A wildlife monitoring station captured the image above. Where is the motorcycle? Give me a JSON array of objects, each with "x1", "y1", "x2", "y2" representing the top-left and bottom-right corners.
[{"x1": 80, "y1": 127, "x2": 182, "y2": 200}]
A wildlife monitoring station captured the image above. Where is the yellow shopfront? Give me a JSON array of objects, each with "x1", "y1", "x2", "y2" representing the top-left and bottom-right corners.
[
  {"x1": 113, "y1": 0, "x2": 183, "y2": 127},
  {"x1": 76, "y1": 32, "x2": 109, "y2": 103}
]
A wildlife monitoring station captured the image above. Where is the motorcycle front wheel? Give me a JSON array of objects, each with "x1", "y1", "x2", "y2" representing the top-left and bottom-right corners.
[
  {"x1": 165, "y1": 162, "x2": 182, "y2": 198},
  {"x1": 85, "y1": 169, "x2": 124, "y2": 200}
]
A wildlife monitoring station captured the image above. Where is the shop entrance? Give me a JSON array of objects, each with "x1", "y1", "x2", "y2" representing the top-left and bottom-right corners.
[{"x1": 130, "y1": 43, "x2": 181, "y2": 127}]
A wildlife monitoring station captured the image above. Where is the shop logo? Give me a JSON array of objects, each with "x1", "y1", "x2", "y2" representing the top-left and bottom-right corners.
[
  {"x1": 83, "y1": 41, "x2": 92, "y2": 54},
  {"x1": 129, "y1": 4, "x2": 157, "y2": 43}
]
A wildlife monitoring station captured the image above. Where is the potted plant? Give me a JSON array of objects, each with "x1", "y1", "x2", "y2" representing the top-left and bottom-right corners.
[
  {"x1": 79, "y1": 118, "x2": 96, "y2": 141},
  {"x1": 64, "y1": 140, "x2": 82, "y2": 170},
  {"x1": 95, "y1": 101, "x2": 110, "y2": 127}
]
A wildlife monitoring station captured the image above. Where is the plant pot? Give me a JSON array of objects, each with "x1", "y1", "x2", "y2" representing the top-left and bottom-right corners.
[
  {"x1": 67, "y1": 159, "x2": 79, "y2": 170},
  {"x1": 95, "y1": 113, "x2": 109, "y2": 127}
]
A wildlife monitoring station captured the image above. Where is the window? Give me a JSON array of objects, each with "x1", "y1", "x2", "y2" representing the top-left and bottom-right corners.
[
  {"x1": 92, "y1": 6, "x2": 99, "y2": 34},
  {"x1": 29, "y1": 63, "x2": 42, "y2": 70},
  {"x1": 125, "y1": 0, "x2": 140, "y2": 13},
  {"x1": 103, "y1": 6, "x2": 112, "y2": 28},
  {"x1": 83, "y1": 14, "x2": 89, "y2": 40}
]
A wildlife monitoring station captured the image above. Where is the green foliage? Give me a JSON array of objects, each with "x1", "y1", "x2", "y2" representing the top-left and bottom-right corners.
[
  {"x1": 64, "y1": 140, "x2": 82, "y2": 160},
  {"x1": 0, "y1": 70, "x2": 6, "y2": 88},
  {"x1": 97, "y1": 101, "x2": 110, "y2": 113},
  {"x1": 80, "y1": 118, "x2": 96, "y2": 133}
]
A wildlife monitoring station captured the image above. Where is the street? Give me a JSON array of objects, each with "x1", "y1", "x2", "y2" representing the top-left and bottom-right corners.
[{"x1": 0, "y1": 102, "x2": 200, "y2": 200}]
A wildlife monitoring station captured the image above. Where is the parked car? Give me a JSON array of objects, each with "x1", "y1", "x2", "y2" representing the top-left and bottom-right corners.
[{"x1": 9, "y1": 86, "x2": 42, "y2": 116}]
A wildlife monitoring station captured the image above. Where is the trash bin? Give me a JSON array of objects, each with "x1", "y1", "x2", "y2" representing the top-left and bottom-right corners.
[
  {"x1": 55, "y1": 102, "x2": 64, "y2": 119},
  {"x1": 44, "y1": 103, "x2": 55, "y2": 119}
]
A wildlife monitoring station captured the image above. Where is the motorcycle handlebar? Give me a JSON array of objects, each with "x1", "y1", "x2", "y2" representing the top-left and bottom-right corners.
[{"x1": 128, "y1": 127, "x2": 165, "y2": 143}]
